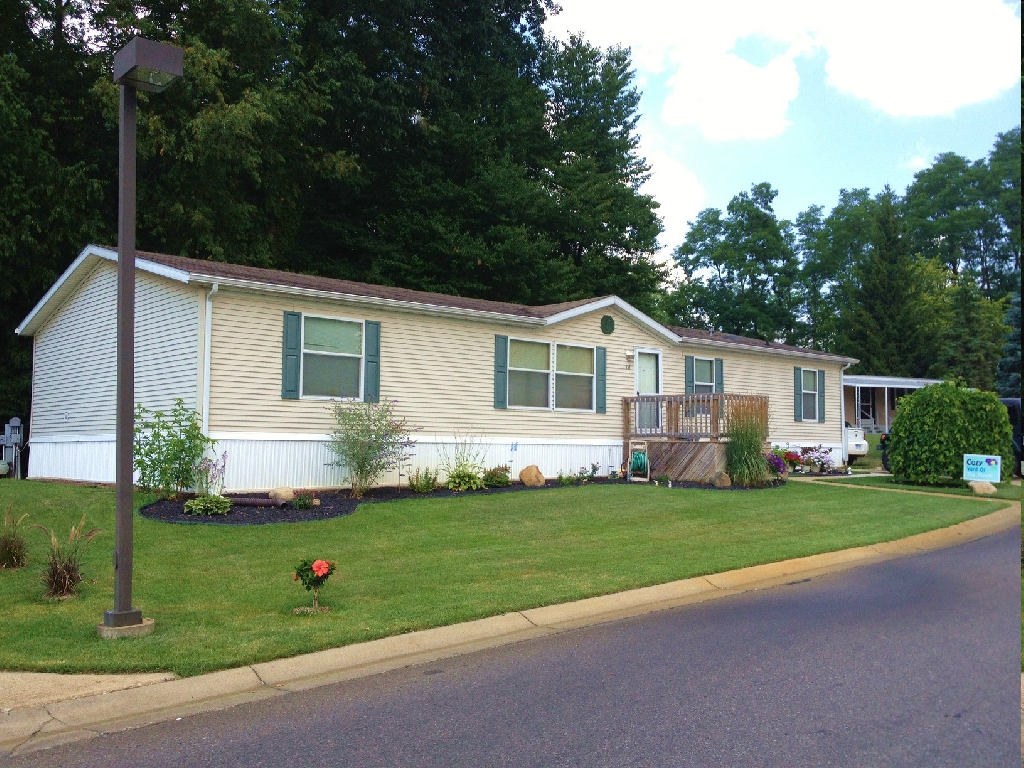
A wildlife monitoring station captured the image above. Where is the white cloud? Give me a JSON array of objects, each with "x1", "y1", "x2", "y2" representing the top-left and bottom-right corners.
[
  {"x1": 638, "y1": 142, "x2": 706, "y2": 254},
  {"x1": 902, "y1": 156, "x2": 930, "y2": 171},
  {"x1": 547, "y1": 0, "x2": 1021, "y2": 134}
]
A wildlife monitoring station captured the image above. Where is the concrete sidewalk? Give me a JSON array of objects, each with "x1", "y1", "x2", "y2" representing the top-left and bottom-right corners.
[{"x1": 1, "y1": 502, "x2": 1019, "y2": 758}]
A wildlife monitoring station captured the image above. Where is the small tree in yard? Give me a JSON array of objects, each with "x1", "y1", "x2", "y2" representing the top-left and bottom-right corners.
[
  {"x1": 327, "y1": 400, "x2": 413, "y2": 498},
  {"x1": 888, "y1": 381, "x2": 1014, "y2": 485}
]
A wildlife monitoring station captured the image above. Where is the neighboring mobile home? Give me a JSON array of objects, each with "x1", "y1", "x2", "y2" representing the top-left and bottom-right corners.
[
  {"x1": 843, "y1": 375, "x2": 941, "y2": 433},
  {"x1": 16, "y1": 245, "x2": 857, "y2": 491}
]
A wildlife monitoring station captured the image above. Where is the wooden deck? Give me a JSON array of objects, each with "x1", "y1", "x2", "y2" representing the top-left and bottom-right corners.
[{"x1": 622, "y1": 394, "x2": 769, "y2": 482}]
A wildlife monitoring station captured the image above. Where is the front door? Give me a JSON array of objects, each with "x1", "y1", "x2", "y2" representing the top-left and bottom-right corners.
[{"x1": 636, "y1": 350, "x2": 661, "y2": 432}]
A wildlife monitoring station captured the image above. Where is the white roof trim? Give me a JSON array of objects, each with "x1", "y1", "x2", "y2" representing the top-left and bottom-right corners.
[
  {"x1": 16, "y1": 244, "x2": 191, "y2": 336},
  {"x1": 843, "y1": 375, "x2": 941, "y2": 389},
  {"x1": 186, "y1": 274, "x2": 546, "y2": 325},
  {"x1": 543, "y1": 296, "x2": 681, "y2": 343}
]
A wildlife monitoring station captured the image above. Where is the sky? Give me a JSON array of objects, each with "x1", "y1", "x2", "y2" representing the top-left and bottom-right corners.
[{"x1": 544, "y1": 0, "x2": 1022, "y2": 260}]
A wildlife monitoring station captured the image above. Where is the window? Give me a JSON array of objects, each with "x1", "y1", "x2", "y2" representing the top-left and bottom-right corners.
[
  {"x1": 801, "y1": 369, "x2": 817, "y2": 421},
  {"x1": 302, "y1": 316, "x2": 362, "y2": 398},
  {"x1": 508, "y1": 339, "x2": 550, "y2": 408},
  {"x1": 555, "y1": 344, "x2": 594, "y2": 410},
  {"x1": 693, "y1": 357, "x2": 715, "y2": 394},
  {"x1": 793, "y1": 366, "x2": 825, "y2": 422}
]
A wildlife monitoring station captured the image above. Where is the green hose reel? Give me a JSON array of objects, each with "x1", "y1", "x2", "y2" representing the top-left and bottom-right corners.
[
  {"x1": 627, "y1": 440, "x2": 649, "y2": 481},
  {"x1": 630, "y1": 451, "x2": 648, "y2": 475}
]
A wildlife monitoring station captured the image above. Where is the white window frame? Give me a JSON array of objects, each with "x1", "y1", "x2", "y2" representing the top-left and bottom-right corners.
[
  {"x1": 553, "y1": 343, "x2": 596, "y2": 413},
  {"x1": 506, "y1": 338, "x2": 597, "y2": 413},
  {"x1": 693, "y1": 356, "x2": 716, "y2": 394},
  {"x1": 300, "y1": 314, "x2": 364, "y2": 400},
  {"x1": 801, "y1": 367, "x2": 819, "y2": 422},
  {"x1": 507, "y1": 337, "x2": 552, "y2": 410},
  {"x1": 633, "y1": 347, "x2": 662, "y2": 396}
]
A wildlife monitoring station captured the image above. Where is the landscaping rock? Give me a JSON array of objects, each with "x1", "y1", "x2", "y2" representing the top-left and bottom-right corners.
[
  {"x1": 711, "y1": 471, "x2": 731, "y2": 488},
  {"x1": 519, "y1": 465, "x2": 545, "y2": 487},
  {"x1": 968, "y1": 480, "x2": 997, "y2": 496},
  {"x1": 268, "y1": 486, "x2": 296, "y2": 502}
]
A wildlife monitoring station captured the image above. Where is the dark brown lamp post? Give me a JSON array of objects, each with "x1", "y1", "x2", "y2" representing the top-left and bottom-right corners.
[{"x1": 100, "y1": 37, "x2": 182, "y2": 638}]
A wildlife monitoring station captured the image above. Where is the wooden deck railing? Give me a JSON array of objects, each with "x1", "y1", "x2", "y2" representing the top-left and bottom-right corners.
[{"x1": 622, "y1": 394, "x2": 770, "y2": 441}]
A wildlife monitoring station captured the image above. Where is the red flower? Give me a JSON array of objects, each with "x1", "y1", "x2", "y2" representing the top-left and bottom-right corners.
[
  {"x1": 293, "y1": 574, "x2": 299, "y2": 581},
  {"x1": 311, "y1": 559, "x2": 331, "y2": 577}
]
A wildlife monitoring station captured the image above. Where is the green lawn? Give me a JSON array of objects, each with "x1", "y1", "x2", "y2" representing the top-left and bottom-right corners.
[
  {"x1": 811, "y1": 473, "x2": 1021, "y2": 501},
  {"x1": 0, "y1": 479, "x2": 1007, "y2": 677}
]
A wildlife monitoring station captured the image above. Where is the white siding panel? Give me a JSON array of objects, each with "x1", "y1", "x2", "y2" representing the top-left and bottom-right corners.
[
  {"x1": 28, "y1": 439, "x2": 115, "y2": 483},
  {"x1": 211, "y1": 434, "x2": 622, "y2": 492},
  {"x1": 30, "y1": 262, "x2": 201, "y2": 441}
]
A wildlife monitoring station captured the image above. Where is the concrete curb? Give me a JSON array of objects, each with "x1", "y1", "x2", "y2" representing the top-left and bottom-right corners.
[{"x1": 1, "y1": 501, "x2": 1018, "y2": 757}]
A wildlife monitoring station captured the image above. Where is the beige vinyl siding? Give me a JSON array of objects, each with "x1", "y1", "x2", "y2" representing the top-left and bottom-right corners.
[
  {"x1": 31, "y1": 262, "x2": 200, "y2": 437},
  {"x1": 668, "y1": 346, "x2": 843, "y2": 445},
  {"x1": 208, "y1": 292, "x2": 667, "y2": 439}
]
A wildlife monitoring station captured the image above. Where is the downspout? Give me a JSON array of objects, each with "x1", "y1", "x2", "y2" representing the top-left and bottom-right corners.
[
  {"x1": 202, "y1": 283, "x2": 218, "y2": 437},
  {"x1": 840, "y1": 363, "x2": 851, "y2": 466}
]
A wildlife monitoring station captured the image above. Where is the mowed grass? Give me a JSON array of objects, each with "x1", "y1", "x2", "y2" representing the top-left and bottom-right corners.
[
  {"x1": 811, "y1": 473, "x2": 1021, "y2": 501},
  {"x1": 0, "y1": 479, "x2": 1007, "y2": 677}
]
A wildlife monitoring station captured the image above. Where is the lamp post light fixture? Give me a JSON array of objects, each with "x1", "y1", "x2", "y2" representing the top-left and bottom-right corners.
[{"x1": 99, "y1": 36, "x2": 182, "y2": 639}]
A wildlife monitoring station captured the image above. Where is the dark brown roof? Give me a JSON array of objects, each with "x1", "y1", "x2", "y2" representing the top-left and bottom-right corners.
[
  {"x1": 667, "y1": 325, "x2": 851, "y2": 361},
  {"x1": 140, "y1": 250, "x2": 603, "y2": 319}
]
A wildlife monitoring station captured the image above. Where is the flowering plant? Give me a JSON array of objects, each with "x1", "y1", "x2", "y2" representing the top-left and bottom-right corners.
[
  {"x1": 196, "y1": 451, "x2": 228, "y2": 496},
  {"x1": 801, "y1": 446, "x2": 835, "y2": 473},
  {"x1": 764, "y1": 452, "x2": 787, "y2": 476},
  {"x1": 293, "y1": 558, "x2": 337, "y2": 610}
]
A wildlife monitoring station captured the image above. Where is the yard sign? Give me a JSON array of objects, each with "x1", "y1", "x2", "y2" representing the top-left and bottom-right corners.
[{"x1": 962, "y1": 454, "x2": 1001, "y2": 483}]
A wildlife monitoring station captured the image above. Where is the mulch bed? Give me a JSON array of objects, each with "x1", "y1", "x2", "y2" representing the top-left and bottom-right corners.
[{"x1": 138, "y1": 476, "x2": 786, "y2": 526}]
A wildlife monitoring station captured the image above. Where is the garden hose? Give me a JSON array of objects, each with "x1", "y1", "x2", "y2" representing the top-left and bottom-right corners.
[{"x1": 630, "y1": 450, "x2": 648, "y2": 476}]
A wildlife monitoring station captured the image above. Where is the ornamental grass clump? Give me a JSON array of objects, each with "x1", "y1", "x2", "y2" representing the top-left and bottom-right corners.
[
  {"x1": 328, "y1": 400, "x2": 414, "y2": 499},
  {"x1": 33, "y1": 515, "x2": 102, "y2": 598},
  {"x1": 293, "y1": 558, "x2": 336, "y2": 611},
  {"x1": 725, "y1": 397, "x2": 771, "y2": 487},
  {"x1": 0, "y1": 504, "x2": 29, "y2": 569}
]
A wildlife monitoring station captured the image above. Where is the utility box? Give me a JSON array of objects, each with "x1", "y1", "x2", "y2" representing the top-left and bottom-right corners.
[{"x1": 2, "y1": 417, "x2": 24, "y2": 479}]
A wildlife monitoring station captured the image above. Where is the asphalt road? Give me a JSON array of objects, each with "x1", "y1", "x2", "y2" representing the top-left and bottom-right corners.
[{"x1": 7, "y1": 527, "x2": 1020, "y2": 768}]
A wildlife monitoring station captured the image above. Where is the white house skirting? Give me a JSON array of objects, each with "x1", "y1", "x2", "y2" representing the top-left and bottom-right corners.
[{"x1": 28, "y1": 434, "x2": 626, "y2": 492}]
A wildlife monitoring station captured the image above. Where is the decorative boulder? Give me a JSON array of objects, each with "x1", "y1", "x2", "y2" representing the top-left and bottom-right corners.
[
  {"x1": 968, "y1": 481, "x2": 997, "y2": 496},
  {"x1": 268, "y1": 486, "x2": 296, "y2": 503},
  {"x1": 711, "y1": 471, "x2": 731, "y2": 488},
  {"x1": 519, "y1": 465, "x2": 545, "y2": 487}
]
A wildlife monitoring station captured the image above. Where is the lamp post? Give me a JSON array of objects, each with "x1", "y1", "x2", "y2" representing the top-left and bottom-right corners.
[{"x1": 100, "y1": 37, "x2": 183, "y2": 638}]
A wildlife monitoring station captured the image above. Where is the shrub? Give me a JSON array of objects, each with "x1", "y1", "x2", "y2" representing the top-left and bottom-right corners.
[
  {"x1": 33, "y1": 515, "x2": 102, "y2": 598},
  {"x1": 575, "y1": 462, "x2": 600, "y2": 484},
  {"x1": 408, "y1": 467, "x2": 440, "y2": 493},
  {"x1": 327, "y1": 400, "x2": 414, "y2": 499},
  {"x1": 888, "y1": 382, "x2": 1014, "y2": 485},
  {"x1": 440, "y1": 435, "x2": 485, "y2": 492},
  {"x1": 293, "y1": 558, "x2": 336, "y2": 610},
  {"x1": 726, "y1": 398, "x2": 770, "y2": 487},
  {"x1": 292, "y1": 492, "x2": 316, "y2": 509},
  {"x1": 446, "y1": 468, "x2": 486, "y2": 492},
  {"x1": 134, "y1": 399, "x2": 215, "y2": 499},
  {"x1": 557, "y1": 472, "x2": 575, "y2": 486},
  {"x1": 184, "y1": 495, "x2": 232, "y2": 515},
  {"x1": 0, "y1": 504, "x2": 29, "y2": 569},
  {"x1": 482, "y1": 465, "x2": 511, "y2": 488}
]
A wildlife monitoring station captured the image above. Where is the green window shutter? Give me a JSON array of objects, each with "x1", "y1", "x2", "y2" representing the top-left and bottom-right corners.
[
  {"x1": 595, "y1": 346, "x2": 607, "y2": 414},
  {"x1": 793, "y1": 367, "x2": 802, "y2": 421},
  {"x1": 494, "y1": 335, "x2": 508, "y2": 409},
  {"x1": 817, "y1": 369, "x2": 826, "y2": 422},
  {"x1": 714, "y1": 358, "x2": 724, "y2": 393},
  {"x1": 282, "y1": 311, "x2": 301, "y2": 399},
  {"x1": 363, "y1": 321, "x2": 381, "y2": 403},
  {"x1": 685, "y1": 355, "x2": 695, "y2": 394}
]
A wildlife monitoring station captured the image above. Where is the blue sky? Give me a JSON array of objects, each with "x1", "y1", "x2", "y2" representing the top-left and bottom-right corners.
[{"x1": 545, "y1": 0, "x2": 1022, "y2": 261}]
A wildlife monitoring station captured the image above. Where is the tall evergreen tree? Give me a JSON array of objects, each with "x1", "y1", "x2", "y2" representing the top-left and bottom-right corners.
[
  {"x1": 838, "y1": 187, "x2": 944, "y2": 376},
  {"x1": 995, "y1": 286, "x2": 1021, "y2": 398},
  {"x1": 929, "y1": 276, "x2": 1007, "y2": 391}
]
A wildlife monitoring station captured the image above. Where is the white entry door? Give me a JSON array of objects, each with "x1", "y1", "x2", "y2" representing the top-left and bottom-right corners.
[{"x1": 636, "y1": 350, "x2": 661, "y2": 432}]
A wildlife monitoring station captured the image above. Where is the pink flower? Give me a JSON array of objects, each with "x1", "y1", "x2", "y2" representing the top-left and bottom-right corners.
[{"x1": 311, "y1": 560, "x2": 331, "y2": 577}]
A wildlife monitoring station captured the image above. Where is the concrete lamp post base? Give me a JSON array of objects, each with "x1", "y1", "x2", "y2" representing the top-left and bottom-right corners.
[{"x1": 97, "y1": 618, "x2": 155, "y2": 640}]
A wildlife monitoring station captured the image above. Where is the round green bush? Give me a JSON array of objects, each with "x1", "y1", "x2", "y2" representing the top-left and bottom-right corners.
[
  {"x1": 184, "y1": 494, "x2": 232, "y2": 515},
  {"x1": 888, "y1": 382, "x2": 1014, "y2": 485}
]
